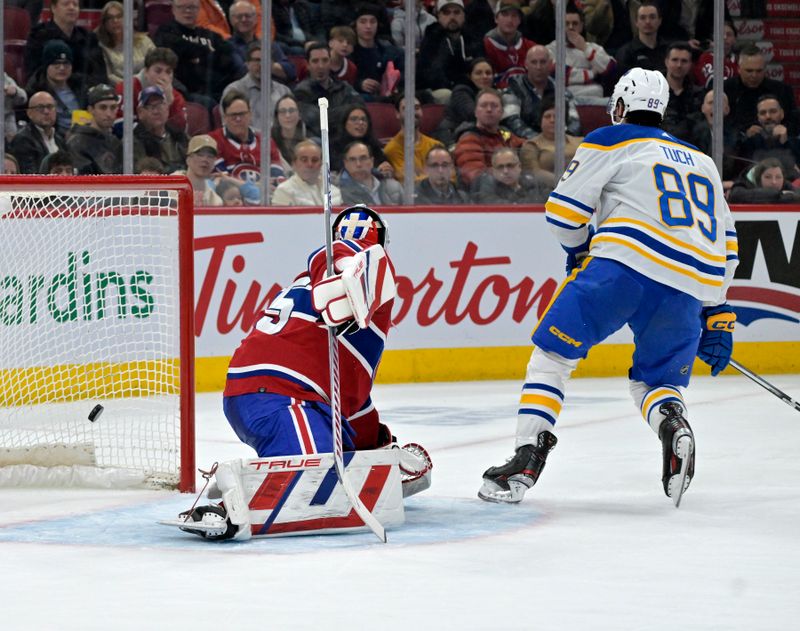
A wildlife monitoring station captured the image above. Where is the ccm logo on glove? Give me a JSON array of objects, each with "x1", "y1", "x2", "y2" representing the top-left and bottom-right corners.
[{"x1": 706, "y1": 312, "x2": 736, "y2": 331}]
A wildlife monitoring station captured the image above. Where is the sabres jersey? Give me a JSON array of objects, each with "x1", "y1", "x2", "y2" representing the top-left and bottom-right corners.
[
  {"x1": 224, "y1": 239, "x2": 393, "y2": 447},
  {"x1": 545, "y1": 124, "x2": 738, "y2": 303}
]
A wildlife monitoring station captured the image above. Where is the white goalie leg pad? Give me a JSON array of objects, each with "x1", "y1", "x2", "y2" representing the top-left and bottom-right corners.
[
  {"x1": 398, "y1": 443, "x2": 433, "y2": 498},
  {"x1": 516, "y1": 347, "x2": 578, "y2": 448},
  {"x1": 231, "y1": 449, "x2": 404, "y2": 537},
  {"x1": 340, "y1": 244, "x2": 396, "y2": 329},
  {"x1": 311, "y1": 274, "x2": 354, "y2": 327},
  {"x1": 213, "y1": 460, "x2": 253, "y2": 541}
]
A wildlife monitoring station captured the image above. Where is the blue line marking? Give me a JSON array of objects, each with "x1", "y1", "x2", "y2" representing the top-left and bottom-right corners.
[
  {"x1": 310, "y1": 466, "x2": 339, "y2": 505},
  {"x1": 258, "y1": 470, "x2": 304, "y2": 535}
]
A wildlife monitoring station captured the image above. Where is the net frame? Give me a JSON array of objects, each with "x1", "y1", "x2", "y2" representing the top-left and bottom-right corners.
[{"x1": 0, "y1": 175, "x2": 195, "y2": 492}]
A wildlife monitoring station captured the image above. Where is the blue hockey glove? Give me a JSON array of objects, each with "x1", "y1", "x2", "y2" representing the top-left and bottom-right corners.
[
  {"x1": 564, "y1": 225, "x2": 595, "y2": 274},
  {"x1": 697, "y1": 304, "x2": 736, "y2": 376}
]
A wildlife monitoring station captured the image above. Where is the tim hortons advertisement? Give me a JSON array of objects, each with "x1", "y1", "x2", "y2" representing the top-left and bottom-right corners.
[
  {"x1": 193, "y1": 207, "x2": 800, "y2": 360},
  {"x1": 193, "y1": 209, "x2": 566, "y2": 356}
]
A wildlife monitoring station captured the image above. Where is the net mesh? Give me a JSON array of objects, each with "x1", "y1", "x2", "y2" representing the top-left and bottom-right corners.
[{"x1": 0, "y1": 187, "x2": 185, "y2": 488}]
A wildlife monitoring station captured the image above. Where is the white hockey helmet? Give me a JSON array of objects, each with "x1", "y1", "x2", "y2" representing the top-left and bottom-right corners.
[
  {"x1": 333, "y1": 204, "x2": 389, "y2": 247},
  {"x1": 608, "y1": 68, "x2": 669, "y2": 125}
]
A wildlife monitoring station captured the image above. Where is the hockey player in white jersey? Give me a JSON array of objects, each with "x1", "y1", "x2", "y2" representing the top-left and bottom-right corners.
[{"x1": 478, "y1": 69, "x2": 739, "y2": 507}]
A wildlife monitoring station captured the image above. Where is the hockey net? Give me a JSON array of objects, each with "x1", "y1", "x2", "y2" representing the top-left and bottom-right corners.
[{"x1": 0, "y1": 176, "x2": 195, "y2": 491}]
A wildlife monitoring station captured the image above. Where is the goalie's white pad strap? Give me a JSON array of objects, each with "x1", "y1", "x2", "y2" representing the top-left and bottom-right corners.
[
  {"x1": 214, "y1": 460, "x2": 253, "y2": 541},
  {"x1": 311, "y1": 274, "x2": 353, "y2": 326},
  {"x1": 214, "y1": 450, "x2": 404, "y2": 537},
  {"x1": 341, "y1": 245, "x2": 396, "y2": 329}
]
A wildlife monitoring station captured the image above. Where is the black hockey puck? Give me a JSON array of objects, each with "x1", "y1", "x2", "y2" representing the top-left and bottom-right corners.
[{"x1": 88, "y1": 404, "x2": 104, "y2": 422}]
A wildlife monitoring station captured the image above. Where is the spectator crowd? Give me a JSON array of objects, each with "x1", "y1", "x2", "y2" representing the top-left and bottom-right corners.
[{"x1": 3, "y1": 0, "x2": 800, "y2": 205}]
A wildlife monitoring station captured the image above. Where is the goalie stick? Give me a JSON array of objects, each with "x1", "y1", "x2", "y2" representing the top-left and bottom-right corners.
[
  {"x1": 319, "y1": 97, "x2": 387, "y2": 542},
  {"x1": 729, "y1": 359, "x2": 800, "y2": 413}
]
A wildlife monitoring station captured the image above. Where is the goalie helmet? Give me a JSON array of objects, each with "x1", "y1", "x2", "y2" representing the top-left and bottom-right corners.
[
  {"x1": 333, "y1": 204, "x2": 389, "y2": 247},
  {"x1": 608, "y1": 68, "x2": 669, "y2": 125}
]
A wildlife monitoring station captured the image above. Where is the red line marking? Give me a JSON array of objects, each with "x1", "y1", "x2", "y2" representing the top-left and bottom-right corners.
[{"x1": 291, "y1": 403, "x2": 315, "y2": 454}]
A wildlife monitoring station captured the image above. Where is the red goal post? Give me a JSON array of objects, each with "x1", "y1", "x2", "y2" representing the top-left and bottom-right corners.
[{"x1": 0, "y1": 175, "x2": 195, "y2": 491}]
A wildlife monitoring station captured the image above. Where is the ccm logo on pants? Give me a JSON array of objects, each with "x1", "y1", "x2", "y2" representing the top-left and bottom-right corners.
[{"x1": 549, "y1": 325, "x2": 583, "y2": 347}]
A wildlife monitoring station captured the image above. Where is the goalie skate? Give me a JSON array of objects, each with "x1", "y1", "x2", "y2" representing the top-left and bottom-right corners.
[
  {"x1": 658, "y1": 402, "x2": 695, "y2": 508},
  {"x1": 398, "y1": 443, "x2": 432, "y2": 498},
  {"x1": 478, "y1": 431, "x2": 557, "y2": 504},
  {"x1": 159, "y1": 505, "x2": 238, "y2": 540}
]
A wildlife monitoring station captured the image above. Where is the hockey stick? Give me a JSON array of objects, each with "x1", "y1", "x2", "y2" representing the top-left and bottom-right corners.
[
  {"x1": 318, "y1": 97, "x2": 387, "y2": 542},
  {"x1": 729, "y1": 359, "x2": 800, "y2": 413}
]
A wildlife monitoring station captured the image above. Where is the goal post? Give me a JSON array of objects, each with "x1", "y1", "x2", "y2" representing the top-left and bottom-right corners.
[{"x1": 0, "y1": 175, "x2": 195, "y2": 491}]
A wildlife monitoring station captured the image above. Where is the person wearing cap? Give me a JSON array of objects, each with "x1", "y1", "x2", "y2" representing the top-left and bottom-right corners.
[
  {"x1": 67, "y1": 84, "x2": 122, "y2": 174},
  {"x1": 25, "y1": 40, "x2": 88, "y2": 134},
  {"x1": 179, "y1": 135, "x2": 223, "y2": 206},
  {"x1": 24, "y1": 0, "x2": 108, "y2": 92},
  {"x1": 153, "y1": 0, "x2": 243, "y2": 103},
  {"x1": 8, "y1": 91, "x2": 68, "y2": 174},
  {"x1": 114, "y1": 47, "x2": 188, "y2": 132},
  {"x1": 133, "y1": 85, "x2": 190, "y2": 173},
  {"x1": 417, "y1": 0, "x2": 483, "y2": 102},
  {"x1": 483, "y1": 1, "x2": 536, "y2": 88},
  {"x1": 222, "y1": 41, "x2": 292, "y2": 128},
  {"x1": 351, "y1": 3, "x2": 405, "y2": 99}
]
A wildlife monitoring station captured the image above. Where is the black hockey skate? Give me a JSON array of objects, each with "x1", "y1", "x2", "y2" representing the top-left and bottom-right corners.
[
  {"x1": 658, "y1": 402, "x2": 695, "y2": 508},
  {"x1": 478, "y1": 431, "x2": 557, "y2": 504}
]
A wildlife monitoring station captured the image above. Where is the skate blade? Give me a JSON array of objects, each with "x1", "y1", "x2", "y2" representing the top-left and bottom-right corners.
[
  {"x1": 669, "y1": 435, "x2": 694, "y2": 508},
  {"x1": 157, "y1": 518, "x2": 228, "y2": 537},
  {"x1": 477, "y1": 478, "x2": 528, "y2": 504}
]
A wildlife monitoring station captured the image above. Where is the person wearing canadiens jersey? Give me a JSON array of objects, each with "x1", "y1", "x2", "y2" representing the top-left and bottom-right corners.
[
  {"x1": 173, "y1": 206, "x2": 432, "y2": 540},
  {"x1": 479, "y1": 68, "x2": 738, "y2": 508}
]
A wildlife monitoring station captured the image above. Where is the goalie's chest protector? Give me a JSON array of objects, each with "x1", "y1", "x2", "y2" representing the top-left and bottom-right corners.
[{"x1": 225, "y1": 241, "x2": 392, "y2": 419}]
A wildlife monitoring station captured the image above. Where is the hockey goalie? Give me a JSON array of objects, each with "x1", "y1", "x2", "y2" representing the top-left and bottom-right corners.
[{"x1": 162, "y1": 205, "x2": 432, "y2": 541}]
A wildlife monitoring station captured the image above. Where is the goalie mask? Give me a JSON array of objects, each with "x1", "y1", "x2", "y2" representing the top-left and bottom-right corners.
[
  {"x1": 333, "y1": 204, "x2": 389, "y2": 247},
  {"x1": 608, "y1": 68, "x2": 669, "y2": 125}
]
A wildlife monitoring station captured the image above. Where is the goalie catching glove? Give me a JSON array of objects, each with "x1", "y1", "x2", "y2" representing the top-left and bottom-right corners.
[
  {"x1": 312, "y1": 244, "x2": 396, "y2": 332},
  {"x1": 697, "y1": 304, "x2": 736, "y2": 376}
]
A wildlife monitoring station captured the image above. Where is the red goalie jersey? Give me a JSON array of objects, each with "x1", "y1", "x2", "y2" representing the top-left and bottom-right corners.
[{"x1": 224, "y1": 236, "x2": 394, "y2": 450}]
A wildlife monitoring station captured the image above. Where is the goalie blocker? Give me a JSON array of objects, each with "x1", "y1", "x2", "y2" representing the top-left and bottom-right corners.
[
  {"x1": 160, "y1": 443, "x2": 432, "y2": 540},
  {"x1": 312, "y1": 243, "x2": 396, "y2": 333}
]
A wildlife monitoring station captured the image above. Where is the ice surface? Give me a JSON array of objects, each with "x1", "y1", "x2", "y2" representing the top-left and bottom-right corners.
[{"x1": 2, "y1": 376, "x2": 800, "y2": 630}]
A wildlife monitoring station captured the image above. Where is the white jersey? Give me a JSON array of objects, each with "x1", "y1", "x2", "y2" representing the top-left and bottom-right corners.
[{"x1": 545, "y1": 124, "x2": 738, "y2": 304}]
